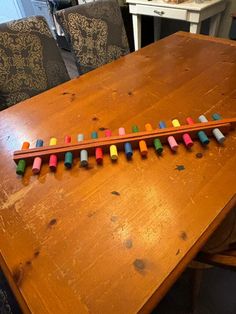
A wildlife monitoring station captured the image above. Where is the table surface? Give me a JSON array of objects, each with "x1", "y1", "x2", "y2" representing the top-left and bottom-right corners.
[
  {"x1": 0, "y1": 32, "x2": 236, "y2": 314},
  {"x1": 126, "y1": 0, "x2": 224, "y2": 11}
]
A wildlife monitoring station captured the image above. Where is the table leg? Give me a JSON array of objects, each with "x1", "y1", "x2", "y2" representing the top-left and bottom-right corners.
[
  {"x1": 209, "y1": 13, "x2": 221, "y2": 36},
  {"x1": 154, "y1": 17, "x2": 162, "y2": 41},
  {"x1": 132, "y1": 14, "x2": 141, "y2": 51},
  {"x1": 190, "y1": 22, "x2": 201, "y2": 34}
]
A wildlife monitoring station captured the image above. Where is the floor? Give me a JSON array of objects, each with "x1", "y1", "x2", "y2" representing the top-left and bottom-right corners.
[{"x1": 155, "y1": 267, "x2": 236, "y2": 314}]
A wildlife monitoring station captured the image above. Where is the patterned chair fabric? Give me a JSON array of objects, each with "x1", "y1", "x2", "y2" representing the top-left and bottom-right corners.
[
  {"x1": 0, "y1": 16, "x2": 70, "y2": 111},
  {"x1": 55, "y1": 0, "x2": 130, "y2": 75}
]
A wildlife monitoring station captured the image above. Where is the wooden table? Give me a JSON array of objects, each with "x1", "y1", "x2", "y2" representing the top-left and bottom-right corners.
[
  {"x1": 126, "y1": 0, "x2": 226, "y2": 50},
  {"x1": 0, "y1": 32, "x2": 236, "y2": 314}
]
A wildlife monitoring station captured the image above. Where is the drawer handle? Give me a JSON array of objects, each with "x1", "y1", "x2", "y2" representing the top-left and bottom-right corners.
[{"x1": 154, "y1": 10, "x2": 165, "y2": 16}]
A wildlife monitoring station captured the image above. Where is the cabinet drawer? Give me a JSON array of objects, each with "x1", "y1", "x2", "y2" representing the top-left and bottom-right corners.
[{"x1": 131, "y1": 4, "x2": 187, "y2": 20}]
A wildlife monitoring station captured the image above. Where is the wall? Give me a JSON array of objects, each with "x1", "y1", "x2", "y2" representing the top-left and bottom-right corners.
[
  {"x1": 0, "y1": 0, "x2": 22, "y2": 23},
  {"x1": 0, "y1": 0, "x2": 35, "y2": 23},
  {"x1": 18, "y1": 0, "x2": 35, "y2": 17}
]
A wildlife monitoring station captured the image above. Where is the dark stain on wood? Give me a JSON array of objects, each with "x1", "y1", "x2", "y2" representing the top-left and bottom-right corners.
[
  {"x1": 49, "y1": 218, "x2": 57, "y2": 226},
  {"x1": 196, "y1": 152, "x2": 203, "y2": 159},
  {"x1": 87, "y1": 211, "x2": 96, "y2": 218},
  {"x1": 34, "y1": 250, "x2": 40, "y2": 258},
  {"x1": 12, "y1": 264, "x2": 24, "y2": 286},
  {"x1": 25, "y1": 260, "x2": 32, "y2": 266},
  {"x1": 175, "y1": 165, "x2": 185, "y2": 171},
  {"x1": 111, "y1": 191, "x2": 120, "y2": 196},
  {"x1": 110, "y1": 215, "x2": 118, "y2": 222},
  {"x1": 128, "y1": 91, "x2": 133, "y2": 96},
  {"x1": 133, "y1": 259, "x2": 145, "y2": 271},
  {"x1": 62, "y1": 92, "x2": 70, "y2": 95},
  {"x1": 180, "y1": 231, "x2": 188, "y2": 241},
  {"x1": 86, "y1": 165, "x2": 94, "y2": 170},
  {"x1": 99, "y1": 127, "x2": 108, "y2": 131},
  {"x1": 70, "y1": 93, "x2": 76, "y2": 102},
  {"x1": 176, "y1": 249, "x2": 180, "y2": 255},
  {"x1": 92, "y1": 116, "x2": 99, "y2": 121},
  {"x1": 79, "y1": 164, "x2": 94, "y2": 170},
  {"x1": 124, "y1": 239, "x2": 133, "y2": 249}
]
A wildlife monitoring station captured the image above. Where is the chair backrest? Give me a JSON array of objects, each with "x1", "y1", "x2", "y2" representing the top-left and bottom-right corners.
[
  {"x1": 0, "y1": 16, "x2": 70, "y2": 110},
  {"x1": 55, "y1": 0, "x2": 130, "y2": 75},
  {"x1": 229, "y1": 13, "x2": 236, "y2": 40}
]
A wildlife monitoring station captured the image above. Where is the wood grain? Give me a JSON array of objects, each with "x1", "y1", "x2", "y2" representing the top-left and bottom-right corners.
[{"x1": 0, "y1": 32, "x2": 236, "y2": 314}]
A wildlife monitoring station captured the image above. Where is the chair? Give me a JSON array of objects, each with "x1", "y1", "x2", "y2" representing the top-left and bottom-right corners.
[
  {"x1": 0, "y1": 16, "x2": 70, "y2": 111},
  {"x1": 191, "y1": 203, "x2": 236, "y2": 312},
  {"x1": 47, "y1": 0, "x2": 78, "y2": 50},
  {"x1": 229, "y1": 12, "x2": 236, "y2": 40},
  {"x1": 55, "y1": 0, "x2": 130, "y2": 75}
]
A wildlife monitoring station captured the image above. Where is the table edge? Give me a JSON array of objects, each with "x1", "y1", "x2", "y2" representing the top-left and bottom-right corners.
[
  {"x1": 175, "y1": 31, "x2": 236, "y2": 46},
  {"x1": 0, "y1": 253, "x2": 31, "y2": 314}
]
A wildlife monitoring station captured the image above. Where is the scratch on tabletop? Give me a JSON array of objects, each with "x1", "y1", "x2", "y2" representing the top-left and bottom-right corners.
[
  {"x1": 111, "y1": 191, "x2": 120, "y2": 196},
  {"x1": 53, "y1": 262, "x2": 89, "y2": 312},
  {"x1": 204, "y1": 103, "x2": 218, "y2": 115},
  {"x1": 190, "y1": 197, "x2": 196, "y2": 205},
  {"x1": 1, "y1": 184, "x2": 35, "y2": 210},
  {"x1": 0, "y1": 215, "x2": 6, "y2": 232},
  {"x1": 203, "y1": 86, "x2": 217, "y2": 96}
]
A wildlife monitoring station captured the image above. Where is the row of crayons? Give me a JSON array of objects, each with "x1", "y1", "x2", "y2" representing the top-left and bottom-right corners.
[{"x1": 16, "y1": 113, "x2": 224, "y2": 175}]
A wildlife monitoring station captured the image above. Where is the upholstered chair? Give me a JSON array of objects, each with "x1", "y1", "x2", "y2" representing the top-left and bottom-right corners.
[
  {"x1": 0, "y1": 16, "x2": 70, "y2": 111},
  {"x1": 55, "y1": 0, "x2": 130, "y2": 75}
]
